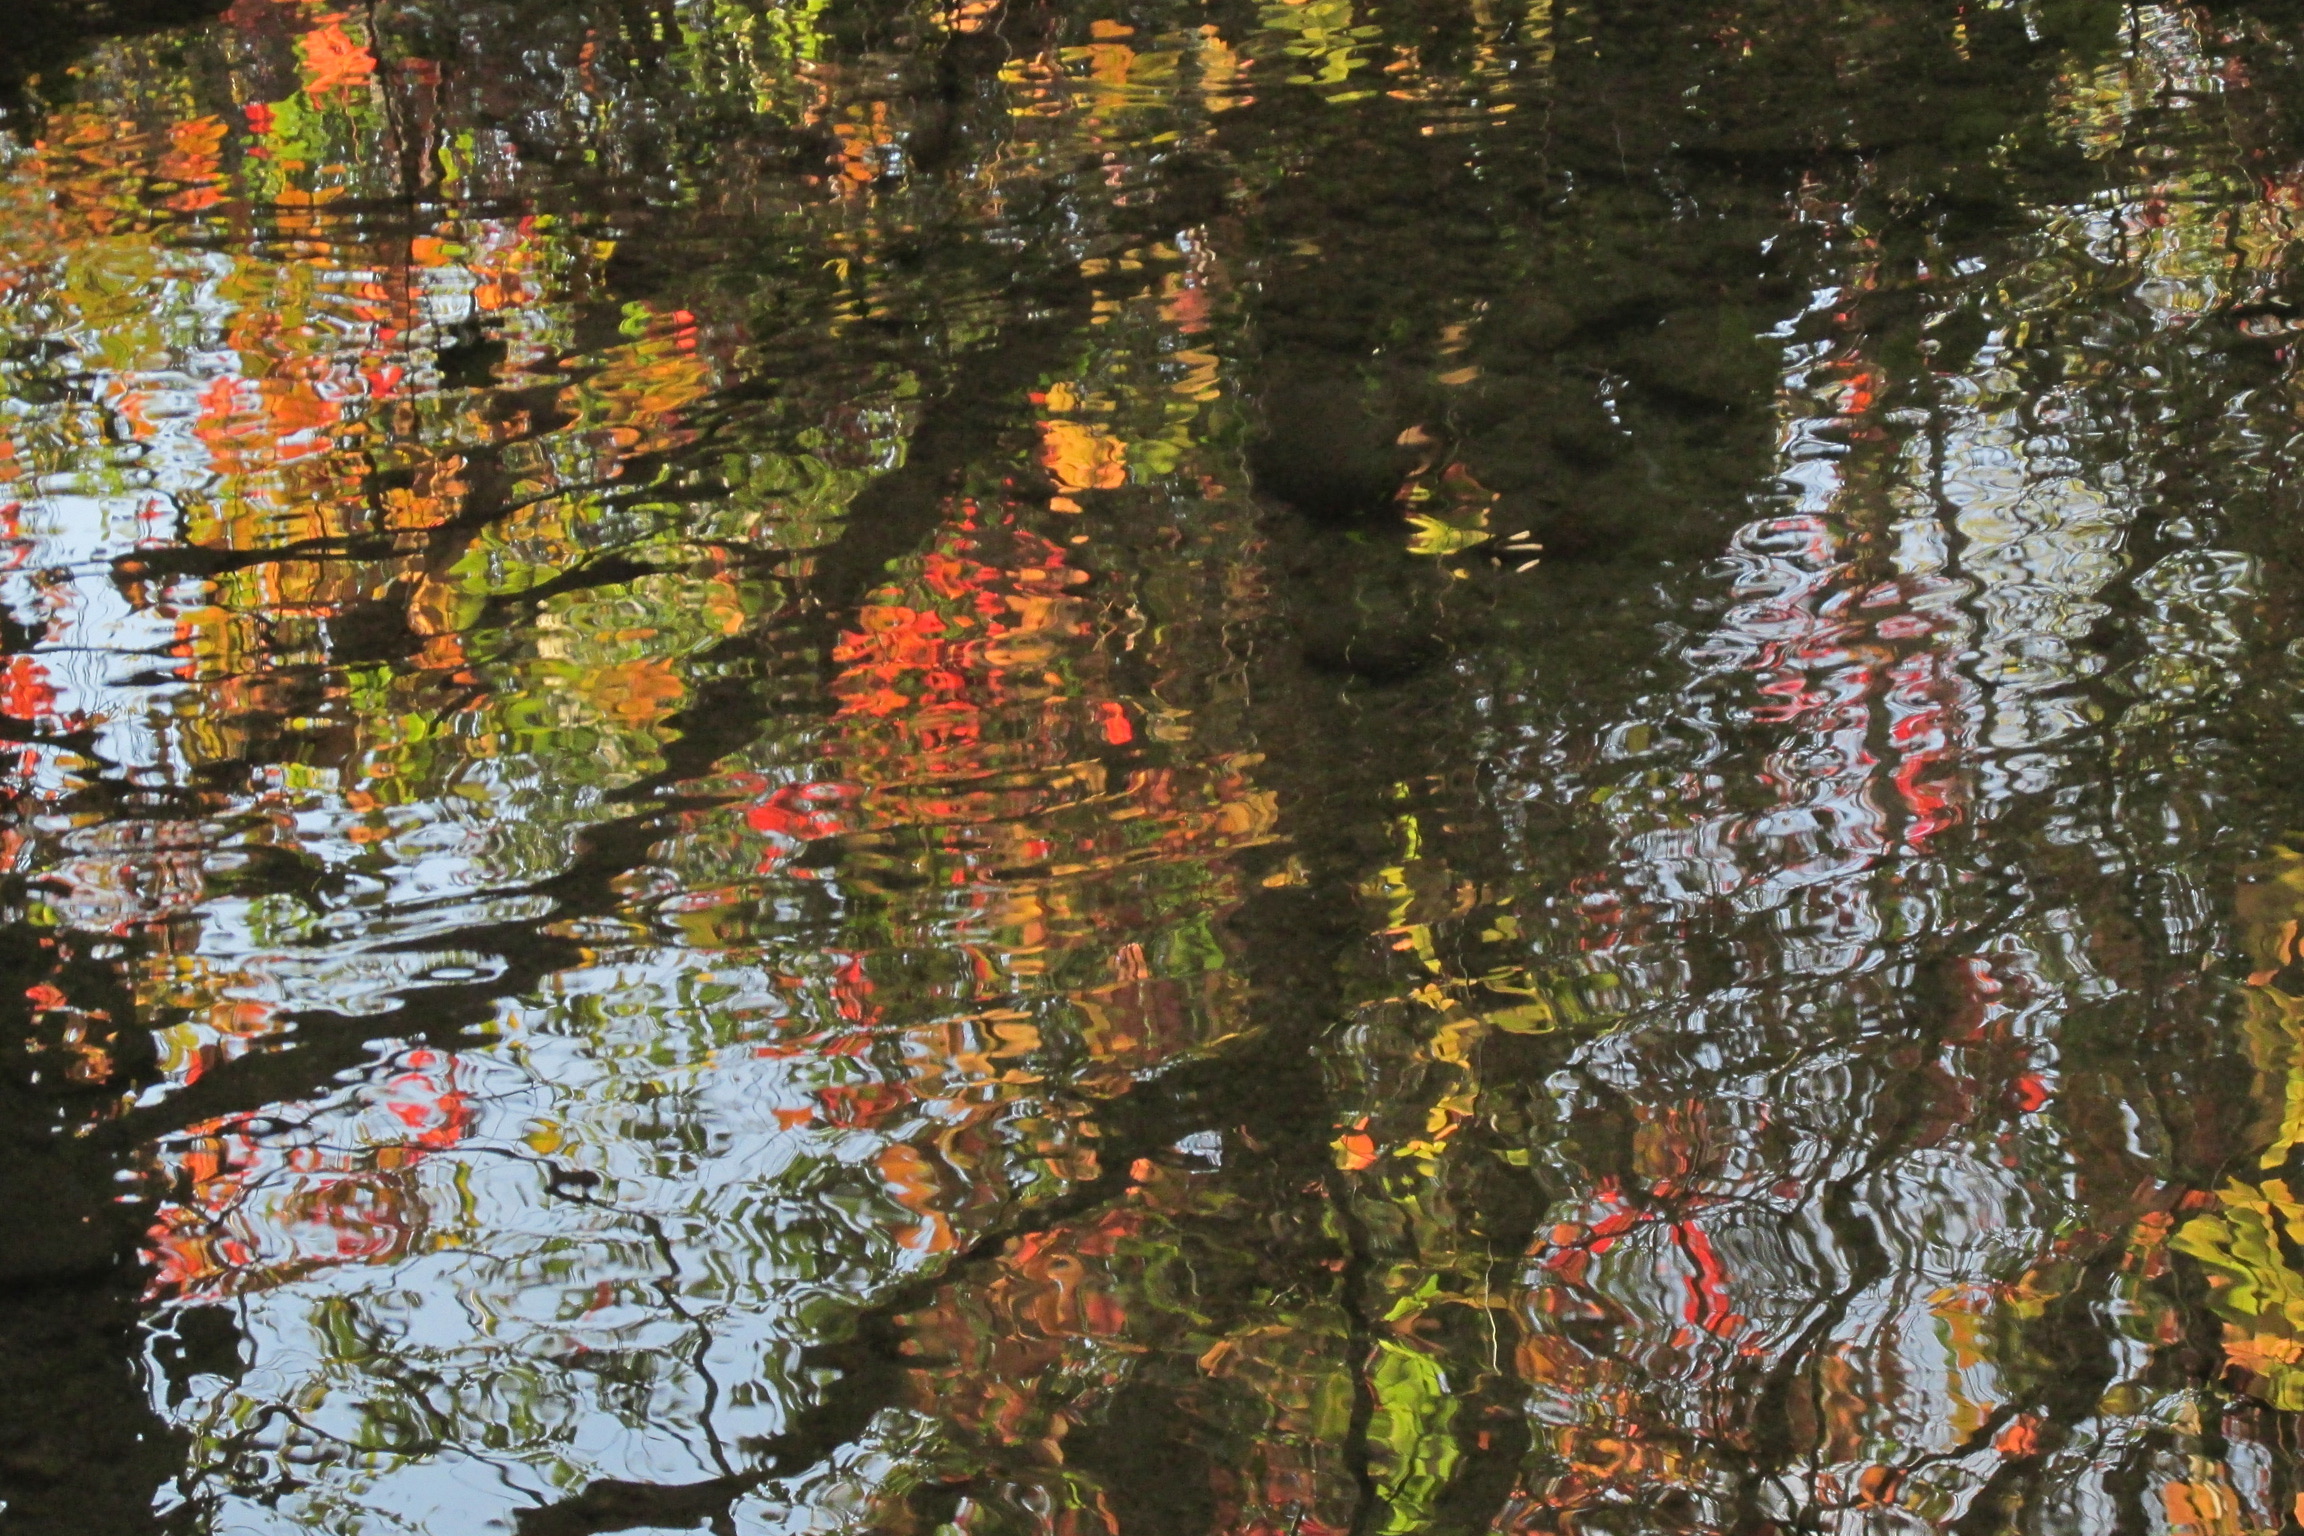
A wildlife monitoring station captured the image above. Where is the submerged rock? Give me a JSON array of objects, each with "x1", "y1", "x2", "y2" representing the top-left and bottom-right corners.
[{"x1": 1246, "y1": 377, "x2": 1415, "y2": 525}]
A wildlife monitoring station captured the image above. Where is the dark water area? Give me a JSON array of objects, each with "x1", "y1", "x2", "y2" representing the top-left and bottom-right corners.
[{"x1": 10, "y1": 0, "x2": 2304, "y2": 1530}]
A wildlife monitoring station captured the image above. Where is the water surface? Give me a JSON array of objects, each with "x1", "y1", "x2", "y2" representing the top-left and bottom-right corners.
[{"x1": 6, "y1": 0, "x2": 2304, "y2": 1531}]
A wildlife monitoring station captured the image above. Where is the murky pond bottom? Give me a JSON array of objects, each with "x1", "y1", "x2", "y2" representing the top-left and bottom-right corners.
[{"x1": 8, "y1": 0, "x2": 2304, "y2": 1531}]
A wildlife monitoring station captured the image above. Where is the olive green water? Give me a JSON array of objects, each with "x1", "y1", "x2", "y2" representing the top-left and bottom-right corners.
[{"x1": 6, "y1": 0, "x2": 2304, "y2": 1531}]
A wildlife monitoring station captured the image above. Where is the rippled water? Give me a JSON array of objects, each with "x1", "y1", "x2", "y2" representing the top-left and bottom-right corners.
[{"x1": 10, "y1": 0, "x2": 2304, "y2": 1531}]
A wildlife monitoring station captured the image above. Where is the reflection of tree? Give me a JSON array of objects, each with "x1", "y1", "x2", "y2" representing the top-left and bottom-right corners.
[
  {"x1": 0, "y1": 0, "x2": 1296, "y2": 1524},
  {"x1": 0, "y1": 1, "x2": 1148, "y2": 1526},
  {"x1": 762, "y1": 7, "x2": 2304, "y2": 1536},
  {"x1": 1280, "y1": 10, "x2": 2304, "y2": 1529},
  {"x1": 16, "y1": 0, "x2": 2304, "y2": 1531}
]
